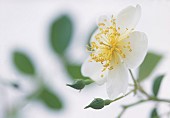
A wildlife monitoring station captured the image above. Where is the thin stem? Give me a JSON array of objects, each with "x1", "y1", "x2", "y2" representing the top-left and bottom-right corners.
[
  {"x1": 128, "y1": 69, "x2": 138, "y2": 94},
  {"x1": 129, "y1": 70, "x2": 170, "y2": 103},
  {"x1": 111, "y1": 89, "x2": 134, "y2": 103},
  {"x1": 138, "y1": 85, "x2": 151, "y2": 98},
  {"x1": 117, "y1": 100, "x2": 147, "y2": 118},
  {"x1": 128, "y1": 69, "x2": 137, "y2": 86},
  {"x1": 117, "y1": 70, "x2": 170, "y2": 118},
  {"x1": 117, "y1": 98, "x2": 170, "y2": 118},
  {"x1": 150, "y1": 97, "x2": 170, "y2": 103},
  {"x1": 129, "y1": 69, "x2": 151, "y2": 98},
  {"x1": 117, "y1": 108, "x2": 126, "y2": 118},
  {"x1": 123, "y1": 100, "x2": 148, "y2": 108}
]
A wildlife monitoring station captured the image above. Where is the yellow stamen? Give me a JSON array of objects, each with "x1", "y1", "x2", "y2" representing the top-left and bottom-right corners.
[{"x1": 88, "y1": 15, "x2": 133, "y2": 71}]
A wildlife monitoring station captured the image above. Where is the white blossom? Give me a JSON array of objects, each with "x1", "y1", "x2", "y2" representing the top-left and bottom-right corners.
[{"x1": 81, "y1": 5, "x2": 148, "y2": 99}]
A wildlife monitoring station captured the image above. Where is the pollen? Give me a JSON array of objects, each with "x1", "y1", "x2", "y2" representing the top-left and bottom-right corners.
[{"x1": 88, "y1": 16, "x2": 133, "y2": 71}]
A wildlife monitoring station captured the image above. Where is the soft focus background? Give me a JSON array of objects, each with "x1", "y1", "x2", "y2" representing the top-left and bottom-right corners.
[{"x1": 0, "y1": 0, "x2": 170, "y2": 118}]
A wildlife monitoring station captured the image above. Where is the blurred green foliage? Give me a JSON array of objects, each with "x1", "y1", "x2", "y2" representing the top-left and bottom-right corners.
[
  {"x1": 38, "y1": 87, "x2": 63, "y2": 110},
  {"x1": 12, "y1": 50, "x2": 63, "y2": 110},
  {"x1": 6, "y1": 107, "x2": 19, "y2": 118},
  {"x1": 10, "y1": 14, "x2": 96, "y2": 113},
  {"x1": 65, "y1": 64, "x2": 89, "y2": 80},
  {"x1": 152, "y1": 75, "x2": 164, "y2": 97},
  {"x1": 151, "y1": 108, "x2": 159, "y2": 118},
  {"x1": 138, "y1": 52, "x2": 162, "y2": 82},
  {"x1": 50, "y1": 15, "x2": 73, "y2": 55},
  {"x1": 13, "y1": 51, "x2": 36, "y2": 76}
]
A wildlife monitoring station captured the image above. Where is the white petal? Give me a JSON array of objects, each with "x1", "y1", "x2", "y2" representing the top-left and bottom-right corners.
[
  {"x1": 81, "y1": 56, "x2": 107, "y2": 85},
  {"x1": 116, "y1": 5, "x2": 141, "y2": 33},
  {"x1": 90, "y1": 15, "x2": 111, "y2": 43},
  {"x1": 106, "y1": 62, "x2": 128, "y2": 99},
  {"x1": 123, "y1": 31, "x2": 148, "y2": 69},
  {"x1": 90, "y1": 69, "x2": 108, "y2": 85}
]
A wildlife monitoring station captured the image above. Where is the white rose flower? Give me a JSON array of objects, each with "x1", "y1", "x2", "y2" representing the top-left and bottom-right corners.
[{"x1": 81, "y1": 5, "x2": 148, "y2": 99}]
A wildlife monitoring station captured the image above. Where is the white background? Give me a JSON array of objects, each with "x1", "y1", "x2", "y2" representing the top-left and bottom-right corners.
[{"x1": 0, "y1": 0, "x2": 170, "y2": 118}]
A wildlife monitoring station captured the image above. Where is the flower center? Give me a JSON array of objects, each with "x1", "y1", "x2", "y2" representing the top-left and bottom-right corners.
[{"x1": 87, "y1": 16, "x2": 133, "y2": 72}]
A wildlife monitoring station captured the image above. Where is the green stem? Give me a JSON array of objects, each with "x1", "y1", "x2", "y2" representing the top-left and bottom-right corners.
[
  {"x1": 111, "y1": 89, "x2": 134, "y2": 103},
  {"x1": 138, "y1": 85, "x2": 151, "y2": 98},
  {"x1": 124, "y1": 100, "x2": 148, "y2": 108},
  {"x1": 117, "y1": 108, "x2": 126, "y2": 118},
  {"x1": 117, "y1": 100, "x2": 147, "y2": 118},
  {"x1": 149, "y1": 97, "x2": 170, "y2": 103},
  {"x1": 116, "y1": 70, "x2": 170, "y2": 118},
  {"x1": 129, "y1": 70, "x2": 137, "y2": 86},
  {"x1": 118, "y1": 98, "x2": 170, "y2": 118},
  {"x1": 129, "y1": 70, "x2": 170, "y2": 103},
  {"x1": 129, "y1": 69, "x2": 138, "y2": 94}
]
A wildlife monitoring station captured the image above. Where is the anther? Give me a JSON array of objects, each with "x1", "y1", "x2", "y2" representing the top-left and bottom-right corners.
[
  {"x1": 108, "y1": 66, "x2": 113, "y2": 70},
  {"x1": 122, "y1": 54, "x2": 126, "y2": 58},
  {"x1": 98, "y1": 23, "x2": 105, "y2": 26}
]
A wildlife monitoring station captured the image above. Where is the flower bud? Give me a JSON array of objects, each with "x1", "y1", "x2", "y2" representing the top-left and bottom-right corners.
[
  {"x1": 104, "y1": 99, "x2": 112, "y2": 106},
  {"x1": 67, "y1": 79, "x2": 94, "y2": 90},
  {"x1": 84, "y1": 98, "x2": 105, "y2": 109},
  {"x1": 67, "y1": 79, "x2": 85, "y2": 90}
]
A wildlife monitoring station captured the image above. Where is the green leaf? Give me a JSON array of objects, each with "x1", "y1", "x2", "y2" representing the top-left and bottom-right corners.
[
  {"x1": 38, "y1": 87, "x2": 63, "y2": 110},
  {"x1": 50, "y1": 15, "x2": 73, "y2": 55},
  {"x1": 138, "y1": 52, "x2": 162, "y2": 82},
  {"x1": 152, "y1": 75, "x2": 164, "y2": 96},
  {"x1": 66, "y1": 64, "x2": 89, "y2": 80},
  {"x1": 67, "y1": 79, "x2": 93, "y2": 90},
  {"x1": 13, "y1": 51, "x2": 36, "y2": 75},
  {"x1": 151, "y1": 108, "x2": 159, "y2": 118},
  {"x1": 85, "y1": 98, "x2": 105, "y2": 109}
]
